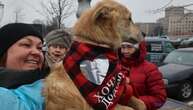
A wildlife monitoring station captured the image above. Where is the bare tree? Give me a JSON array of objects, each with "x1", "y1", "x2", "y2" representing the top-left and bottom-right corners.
[
  {"x1": 0, "y1": 2, "x2": 4, "y2": 24},
  {"x1": 13, "y1": 7, "x2": 25, "y2": 23},
  {"x1": 40, "y1": 0, "x2": 76, "y2": 29}
]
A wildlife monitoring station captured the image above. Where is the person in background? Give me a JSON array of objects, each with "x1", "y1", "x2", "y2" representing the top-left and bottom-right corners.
[
  {"x1": 44, "y1": 28, "x2": 73, "y2": 68},
  {"x1": 0, "y1": 23, "x2": 46, "y2": 110},
  {"x1": 119, "y1": 37, "x2": 167, "y2": 110}
]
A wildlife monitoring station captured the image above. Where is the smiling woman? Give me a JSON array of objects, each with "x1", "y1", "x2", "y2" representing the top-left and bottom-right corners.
[
  {"x1": 0, "y1": 23, "x2": 48, "y2": 88},
  {"x1": 0, "y1": 23, "x2": 44, "y2": 70},
  {"x1": 6, "y1": 36, "x2": 44, "y2": 70},
  {"x1": 0, "y1": 23, "x2": 48, "y2": 110}
]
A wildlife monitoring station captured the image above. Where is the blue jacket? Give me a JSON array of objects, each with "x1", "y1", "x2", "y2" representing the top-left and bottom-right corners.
[{"x1": 0, "y1": 80, "x2": 44, "y2": 110}]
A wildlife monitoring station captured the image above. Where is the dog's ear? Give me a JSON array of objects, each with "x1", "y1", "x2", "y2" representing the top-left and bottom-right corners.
[
  {"x1": 92, "y1": 6, "x2": 119, "y2": 23},
  {"x1": 95, "y1": 7, "x2": 112, "y2": 19}
]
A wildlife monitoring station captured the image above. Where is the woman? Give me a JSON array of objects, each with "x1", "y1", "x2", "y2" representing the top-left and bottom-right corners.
[
  {"x1": 0, "y1": 23, "x2": 46, "y2": 110},
  {"x1": 119, "y1": 38, "x2": 167, "y2": 110},
  {"x1": 0, "y1": 23, "x2": 49, "y2": 88}
]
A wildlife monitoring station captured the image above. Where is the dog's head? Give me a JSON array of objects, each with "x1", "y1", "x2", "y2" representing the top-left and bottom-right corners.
[{"x1": 74, "y1": 0, "x2": 142, "y2": 49}]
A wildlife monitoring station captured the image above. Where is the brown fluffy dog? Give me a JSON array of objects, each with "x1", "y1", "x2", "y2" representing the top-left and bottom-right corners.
[{"x1": 44, "y1": 0, "x2": 146, "y2": 110}]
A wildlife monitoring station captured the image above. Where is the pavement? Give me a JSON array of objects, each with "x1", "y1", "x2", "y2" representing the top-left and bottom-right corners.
[
  {"x1": 159, "y1": 98, "x2": 193, "y2": 110},
  {"x1": 186, "y1": 98, "x2": 193, "y2": 108}
]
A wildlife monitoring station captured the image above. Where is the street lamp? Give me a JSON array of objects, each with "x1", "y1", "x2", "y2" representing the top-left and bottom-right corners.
[{"x1": 0, "y1": 1, "x2": 4, "y2": 24}]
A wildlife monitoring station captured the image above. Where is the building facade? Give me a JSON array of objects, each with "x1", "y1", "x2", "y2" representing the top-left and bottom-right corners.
[
  {"x1": 137, "y1": 6, "x2": 193, "y2": 39},
  {"x1": 165, "y1": 6, "x2": 193, "y2": 37},
  {"x1": 168, "y1": 13, "x2": 193, "y2": 36},
  {"x1": 165, "y1": 6, "x2": 184, "y2": 18},
  {"x1": 136, "y1": 23, "x2": 160, "y2": 36}
]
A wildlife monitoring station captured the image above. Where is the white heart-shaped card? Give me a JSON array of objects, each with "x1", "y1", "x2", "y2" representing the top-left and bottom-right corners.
[{"x1": 80, "y1": 57, "x2": 109, "y2": 85}]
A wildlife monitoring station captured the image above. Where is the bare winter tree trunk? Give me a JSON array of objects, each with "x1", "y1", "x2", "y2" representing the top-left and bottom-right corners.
[{"x1": 40, "y1": 0, "x2": 76, "y2": 29}]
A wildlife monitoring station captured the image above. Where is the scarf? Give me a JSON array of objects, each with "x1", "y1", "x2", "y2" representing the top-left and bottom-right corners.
[
  {"x1": 0, "y1": 67, "x2": 48, "y2": 89},
  {"x1": 63, "y1": 41, "x2": 128, "y2": 110}
]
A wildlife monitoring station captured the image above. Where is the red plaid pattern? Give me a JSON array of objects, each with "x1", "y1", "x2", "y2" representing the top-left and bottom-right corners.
[{"x1": 63, "y1": 41, "x2": 130, "y2": 110}]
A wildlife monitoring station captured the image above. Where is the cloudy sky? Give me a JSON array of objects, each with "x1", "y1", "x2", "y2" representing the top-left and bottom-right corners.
[{"x1": 0, "y1": 0, "x2": 193, "y2": 27}]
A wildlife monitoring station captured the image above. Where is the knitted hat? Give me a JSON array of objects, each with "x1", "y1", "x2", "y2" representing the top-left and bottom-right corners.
[
  {"x1": 0, "y1": 23, "x2": 43, "y2": 58},
  {"x1": 45, "y1": 28, "x2": 73, "y2": 49}
]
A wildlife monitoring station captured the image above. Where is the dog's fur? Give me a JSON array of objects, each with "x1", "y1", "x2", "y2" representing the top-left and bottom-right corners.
[{"x1": 44, "y1": 0, "x2": 146, "y2": 110}]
